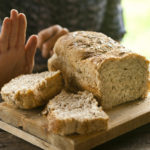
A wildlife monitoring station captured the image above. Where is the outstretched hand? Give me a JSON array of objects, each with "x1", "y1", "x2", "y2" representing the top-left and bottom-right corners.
[
  {"x1": 0, "y1": 9, "x2": 37, "y2": 88},
  {"x1": 37, "y1": 25, "x2": 69, "y2": 58}
]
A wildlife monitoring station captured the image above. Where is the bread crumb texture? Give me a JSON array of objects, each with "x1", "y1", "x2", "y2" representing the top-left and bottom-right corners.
[
  {"x1": 46, "y1": 90, "x2": 109, "y2": 135},
  {"x1": 48, "y1": 31, "x2": 149, "y2": 109},
  {"x1": 1, "y1": 71, "x2": 63, "y2": 109}
]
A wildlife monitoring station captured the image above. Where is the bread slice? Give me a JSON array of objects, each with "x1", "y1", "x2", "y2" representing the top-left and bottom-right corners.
[
  {"x1": 1, "y1": 71, "x2": 63, "y2": 109},
  {"x1": 48, "y1": 31, "x2": 149, "y2": 109},
  {"x1": 45, "y1": 90, "x2": 109, "y2": 135}
]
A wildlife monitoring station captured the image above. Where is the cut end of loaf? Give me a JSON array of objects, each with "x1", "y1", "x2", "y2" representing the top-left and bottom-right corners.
[
  {"x1": 46, "y1": 90, "x2": 109, "y2": 135},
  {"x1": 99, "y1": 54, "x2": 149, "y2": 109}
]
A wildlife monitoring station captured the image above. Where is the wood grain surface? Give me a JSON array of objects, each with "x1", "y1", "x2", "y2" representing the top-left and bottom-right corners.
[
  {"x1": 1, "y1": 123, "x2": 150, "y2": 150},
  {"x1": 0, "y1": 93, "x2": 150, "y2": 150}
]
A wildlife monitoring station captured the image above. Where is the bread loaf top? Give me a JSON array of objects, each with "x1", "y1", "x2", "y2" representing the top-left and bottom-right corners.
[
  {"x1": 54, "y1": 31, "x2": 134, "y2": 65},
  {"x1": 52, "y1": 31, "x2": 149, "y2": 72},
  {"x1": 49, "y1": 31, "x2": 149, "y2": 109}
]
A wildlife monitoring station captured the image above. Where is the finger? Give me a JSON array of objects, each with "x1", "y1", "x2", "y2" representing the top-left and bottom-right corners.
[
  {"x1": 25, "y1": 35, "x2": 38, "y2": 73},
  {"x1": 42, "y1": 28, "x2": 68, "y2": 58},
  {"x1": 37, "y1": 25, "x2": 62, "y2": 49},
  {"x1": 17, "y1": 13, "x2": 27, "y2": 48},
  {"x1": 0, "y1": 17, "x2": 11, "y2": 52},
  {"x1": 9, "y1": 9, "x2": 19, "y2": 48}
]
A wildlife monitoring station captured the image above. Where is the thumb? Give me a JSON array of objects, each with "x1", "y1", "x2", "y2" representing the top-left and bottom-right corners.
[{"x1": 25, "y1": 35, "x2": 38, "y2": 73}]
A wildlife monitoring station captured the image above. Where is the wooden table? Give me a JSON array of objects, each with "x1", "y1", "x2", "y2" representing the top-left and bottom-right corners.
[
  {"x1": 1, "y1": 95, "x2": 150, "y2": 150},
  {"x1": 0, "y1": 123, "x2": 150, "y2": 150}
]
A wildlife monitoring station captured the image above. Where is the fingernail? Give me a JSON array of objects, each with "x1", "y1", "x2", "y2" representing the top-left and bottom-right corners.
[
  {"x1": 3, "y1": 17, "x2": 10, "y2": 23},
  {"x1": 11, "y1": 9, "x2": 18, "y2": 14}
]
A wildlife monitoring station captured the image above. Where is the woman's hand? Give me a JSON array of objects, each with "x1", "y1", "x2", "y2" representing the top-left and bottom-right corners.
[
  {"x1": 0, "y1": 9, "x2": 37, "y2": 88},
  {"x1": 37, "y1": 25, "x2": 69, "y2": 58}
]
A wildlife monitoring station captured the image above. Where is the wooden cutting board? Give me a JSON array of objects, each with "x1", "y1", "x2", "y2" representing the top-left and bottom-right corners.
[{"x1": 0, "y1": 93, "x2": 150, "y2": 150}]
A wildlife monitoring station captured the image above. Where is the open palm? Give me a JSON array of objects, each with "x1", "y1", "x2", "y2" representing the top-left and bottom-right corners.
[{"x1": 0, "y1": 9, "x2": 37, "y2": 88}]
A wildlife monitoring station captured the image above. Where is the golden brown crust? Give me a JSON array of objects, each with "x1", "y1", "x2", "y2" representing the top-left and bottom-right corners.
[
  {"x1": 1, "y1": 71, "x2": 63, "y2": 109},
  {"x1": 47, "y1": 114, "x2": 108, "y2": 135},
  {"x1": 148, "y1": 79, "x2": 150, "y2": 92},
  {"x1": 48, "y1": 31, "x2": 149, "y2": 109}
]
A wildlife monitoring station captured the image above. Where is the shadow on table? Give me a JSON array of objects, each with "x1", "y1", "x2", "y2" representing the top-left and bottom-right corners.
[{"x1": 93, "y1": 123, "x2": 150, "y2": 150}]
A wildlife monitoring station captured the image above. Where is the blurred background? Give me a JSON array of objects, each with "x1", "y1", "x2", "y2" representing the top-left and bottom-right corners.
[{"x1": 122, "y1": 0, "x2": 150, "y2": 60}]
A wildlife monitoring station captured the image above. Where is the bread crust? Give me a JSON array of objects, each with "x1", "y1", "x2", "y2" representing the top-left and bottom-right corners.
[
  {"x1": 1, "y1": 71, "x2": 63, "y2": 109},
  {"x1": 46, "y1": 90, "x2": 109, "y2": 135},
  {"x1": 48, "y1": 31, "x2": 149, "y2": 109}
]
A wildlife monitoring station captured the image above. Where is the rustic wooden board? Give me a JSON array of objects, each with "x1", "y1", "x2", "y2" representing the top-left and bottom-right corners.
[{"x1": 0, "y1": 93, "x2": 150, "y2": 150}]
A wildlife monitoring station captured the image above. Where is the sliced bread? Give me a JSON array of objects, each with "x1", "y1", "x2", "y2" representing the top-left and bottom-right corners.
[
  {"x1": 1, "y1": 71, "x2": 63, "y2": 109},
  {"x1": 48, "y1": 31, "x2": 149, "y2": 109},
  {"x1": 45, "y1": 90, "x2": 109, "y2": 135}
]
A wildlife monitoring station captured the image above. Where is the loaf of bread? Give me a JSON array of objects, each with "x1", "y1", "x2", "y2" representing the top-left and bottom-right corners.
[
  {"x1": 1, "y1": 71, "x2": 63, "y2": 109},
  {"x1": 48, "y1": 31, "x2": 149, "y2": 109},
  {"x1": 45, "y1": 90, "x2": 109, "y2": 135}
]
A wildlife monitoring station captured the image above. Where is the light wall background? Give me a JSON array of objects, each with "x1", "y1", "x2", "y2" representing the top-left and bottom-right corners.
[{"x1": 122, "y1": 0, "x2": 150, "y2": 60}]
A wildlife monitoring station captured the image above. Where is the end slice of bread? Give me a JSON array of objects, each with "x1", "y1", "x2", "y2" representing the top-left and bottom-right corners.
[
  {"x1": 45, "y1": 90, "x2": 109, "y2": 135},
  {"x1": 1, "y1": 71, "x2": 63, "y2": 109}
]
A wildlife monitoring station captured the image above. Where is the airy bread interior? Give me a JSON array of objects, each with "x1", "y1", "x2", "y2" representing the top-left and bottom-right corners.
[
  {"x1": 46, "y1": 90, "x2": 109, "y2": 135},
  {"x1": 48, "y1": 31, "x2": 149, "y2": 109},
  {"x1": 1, "y1": 71, "x2": 63, "y2": 109},
  {"x1": 99, "y1": 55, "x2": 149, "y2": 108}
]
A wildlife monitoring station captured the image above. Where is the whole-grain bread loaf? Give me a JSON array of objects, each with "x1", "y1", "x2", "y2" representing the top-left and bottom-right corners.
[
  {"x1": 44, "y1": 90, "x2": 109, "y2": 135},
  {"x1": 1, "y1": 71, "x2": 63, "y2": 109},
  {"x1": 48, "y1": 31, "x2": 149, "y2": 109}
]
